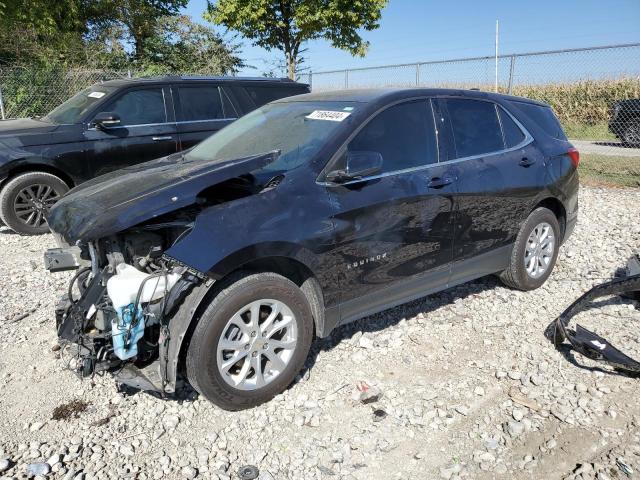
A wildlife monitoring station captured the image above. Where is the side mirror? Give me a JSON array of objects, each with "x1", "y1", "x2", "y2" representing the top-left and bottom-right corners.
[
  {"x1": 93, "y1": 112, "x2": 121, "y2": 129},
  {"x1": 326, "y1": 151, "x2": 383, "y2": 183}
]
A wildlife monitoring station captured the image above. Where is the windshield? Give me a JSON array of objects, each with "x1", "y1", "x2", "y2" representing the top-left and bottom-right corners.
[
  {"x1": 185, "y1": 101, "x2": 358, "y2": 173},
  {"x1": 45, "y1": 85, "x2": 116, "y2": 124}
]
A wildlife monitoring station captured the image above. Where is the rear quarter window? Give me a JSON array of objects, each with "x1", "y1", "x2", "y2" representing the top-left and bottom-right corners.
[
  {"x1": 498, "y1": 107, "x2": 526, "y2": 148},
  {"x1": 512, "y1": 102, "x2": 567, "y2": 140}
]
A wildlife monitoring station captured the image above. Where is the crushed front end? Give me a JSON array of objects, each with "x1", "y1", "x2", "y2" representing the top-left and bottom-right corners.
[
  {"x1": 47, "y1": 227, "x2": 203, "y2": 394},
  {"x1": 43, "y1": 151, "x2": 282, "y2": 394}
]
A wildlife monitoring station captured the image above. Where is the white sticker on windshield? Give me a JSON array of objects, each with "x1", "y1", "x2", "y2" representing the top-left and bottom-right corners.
[
  {"x1": 88, "y1": 91, "x2": 105, "y2": 99},
  {"x1": 306, "y1": 110, "x2": 351, "y2": 122}
]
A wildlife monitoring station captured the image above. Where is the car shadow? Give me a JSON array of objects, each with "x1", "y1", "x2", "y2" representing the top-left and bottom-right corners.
[{"x1": 297, "y1": 275, "x2": 501, "y2": 383}]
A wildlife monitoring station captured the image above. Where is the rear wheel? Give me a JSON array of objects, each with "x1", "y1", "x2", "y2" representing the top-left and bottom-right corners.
[
  {"x1": 0, "y1": 171, "x2": 69, "y2": 235},
  {"x1": 499, "y1": 207, "x2": 560, "y2": 291},
  {"x1": 621, "y1": 120, "x2": 640, "y2": 146},
  {"x1": 186, "y1": 272, "x2": 314, "y2": 410}
]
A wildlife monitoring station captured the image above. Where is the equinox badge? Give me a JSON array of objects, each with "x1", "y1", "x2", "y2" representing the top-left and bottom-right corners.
[{"x1": 347, "y1": 252, "x2": 389, "y2": 269}]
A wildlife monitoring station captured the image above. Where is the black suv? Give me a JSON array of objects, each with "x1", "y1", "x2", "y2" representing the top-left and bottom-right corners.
[
  {"x1": 45, "y1": 88, "x2": 579, "y2": 410},
  {"x1": 0, "y1": 76, "x2": 309, "y2": 234},
  {"x1": 609, "y1": 99, "x2": 640, "y2": 145}
]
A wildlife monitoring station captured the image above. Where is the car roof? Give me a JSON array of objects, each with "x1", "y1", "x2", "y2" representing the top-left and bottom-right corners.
[
  {"x1": 97, "y1": 76, "x2": 309, "y2": 88},
  {"x1": 273, "y1": 87, "x2": 548, "y2": 107}
]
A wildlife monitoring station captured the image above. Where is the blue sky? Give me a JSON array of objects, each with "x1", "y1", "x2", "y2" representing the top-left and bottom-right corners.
[{"x1": 184, "y1": 0, "x2": 640, "y2": 76}]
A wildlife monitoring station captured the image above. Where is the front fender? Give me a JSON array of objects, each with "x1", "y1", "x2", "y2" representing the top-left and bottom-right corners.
[{"x1": 163, "y1": 177, "x2": 336, "y2": 288}]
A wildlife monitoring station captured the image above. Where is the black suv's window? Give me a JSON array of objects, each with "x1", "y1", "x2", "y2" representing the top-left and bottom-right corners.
[
  {"x1": 498, "y1": 107, "x2": 526, "y2": 148},
  {"x1": 45, "y1": 86, "x2": 116, "y2": 124},
  {"x1": 445, "y1": 99, "x2": 504, "y2": 158},
  {"x1": 178, "y1": 86, "x2": 226, "y2": 121},
  {"x1": 107, "y1": 89, "x2": 167, "y2": 126},
  {"x1": 348, "y1": 100, "x2": 438, "y2": 174},
  {"x1": 514, "y1": 102, "x2": 567, "y2": 140},
  {"x1": 244, "y1": 85, "x2": 302, "y2": 107}
]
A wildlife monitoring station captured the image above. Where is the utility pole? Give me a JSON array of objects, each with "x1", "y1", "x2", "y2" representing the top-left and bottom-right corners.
[{"x1": 495, "y1": 20, "x2": 499, "y2": 93}]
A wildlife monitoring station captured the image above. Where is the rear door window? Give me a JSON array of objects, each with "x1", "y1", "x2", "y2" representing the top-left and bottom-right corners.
[
  {"x1": 348, "y1": 100, "x2": 438, "y2": 174},
  {"x1": 178, "y1": 86, "x2": 225, "y2": 121},
  {"x1": 498, "y1": 107, "x2": 526, "y2": 148},
  {"x1": 444, "y1": 99, "x2": 504, "y2": 158},
  {"x1": 107, "y1": 88, "x2": 167, "y2": 126},
  {"x1": 514, "y1": 102, "x2": 567, "y2": 140}
]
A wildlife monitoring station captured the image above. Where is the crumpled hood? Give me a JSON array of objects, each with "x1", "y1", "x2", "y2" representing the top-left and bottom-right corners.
[{"x1": 47, "y1": 150, "x2": 280, "y2": 243}]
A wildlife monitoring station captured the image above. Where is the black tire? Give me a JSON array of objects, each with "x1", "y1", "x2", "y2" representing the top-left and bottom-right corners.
[
  {"x1": 186, "y1": 272, "x2": 314, "y2": 410},
  {"x1": 499, "y1": 207, "x2": 561, "y2": 291},
  {"x1": 621, "y1": 120, "x2": 640, "y2": 147},
  {"x1": 0, "y1": 171, "x2": 69, "y2": 235}
]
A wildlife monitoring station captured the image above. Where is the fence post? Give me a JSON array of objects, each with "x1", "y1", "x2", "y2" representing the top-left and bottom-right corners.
[
  {"x1": 507, "y1": 55, "x2": 516, "y2": 94},
  {"x1": 415, "y1": 63, "x2": 420, "y2": 86},
  {"x1": 345, "y1": 70, "x2": 349, "y2": 88},
  {"x1": 0, "y1": 85, "x2": 5, "y2": 120}
]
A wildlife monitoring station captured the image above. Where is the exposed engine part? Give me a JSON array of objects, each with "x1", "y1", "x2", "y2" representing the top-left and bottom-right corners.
[
  {"x1": 546, "y1": 255, "x2": 640, "y2": 375},
  {"x1": 107, "y1": 263, "x2": 180, "y2": 360},
  {"x1": 52, "y1": 230, "x2": 202, "y2": 392}
]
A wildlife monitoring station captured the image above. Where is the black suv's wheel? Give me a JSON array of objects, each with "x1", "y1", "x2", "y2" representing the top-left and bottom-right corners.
[
  {"x1": 499, "y1": 207, "x2": 560, "y2": 291},
  {"x1": 621, "y1": 120, "x2": 640, "y2": 147},
  {"x1": 186, "y1": 272, "x2": 314, "y2": 410},
  {"x1": 0, "y1": 172, "x2": 69, "y2": 235}
]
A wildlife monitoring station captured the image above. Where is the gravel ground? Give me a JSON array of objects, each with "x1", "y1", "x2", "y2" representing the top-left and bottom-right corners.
[{"x1": 0, "y1": 185, "x2": 639, "y2": 480}]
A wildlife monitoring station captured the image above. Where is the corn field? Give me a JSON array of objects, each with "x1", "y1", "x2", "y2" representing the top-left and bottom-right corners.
[{"x1": 511, "y1": 78, "x2": 640, "y2": 126}]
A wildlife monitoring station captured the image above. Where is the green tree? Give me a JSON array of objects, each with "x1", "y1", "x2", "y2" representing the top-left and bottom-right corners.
[
  {"x1": 0, "y1": 0, "x2": 84, "y2": 64},
  {"x1": 138, "y1": 15, "x2": 244, "y2": 75},
  {"x1": 205, "y1": 0, "x2": 387, "y2": 79},
  {"x1": 85, "y1": 0, "x2": 188, "y2": 59}
]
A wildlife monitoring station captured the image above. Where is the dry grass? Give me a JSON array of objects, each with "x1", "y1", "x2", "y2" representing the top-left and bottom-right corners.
[{"x1": 580, "y1": 153, "x2": 640, "y2": 187}]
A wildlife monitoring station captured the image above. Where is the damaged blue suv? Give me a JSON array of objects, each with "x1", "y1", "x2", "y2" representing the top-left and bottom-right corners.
[{"x1": 45, "y1": 88, "x2": 579, "y2": 410}]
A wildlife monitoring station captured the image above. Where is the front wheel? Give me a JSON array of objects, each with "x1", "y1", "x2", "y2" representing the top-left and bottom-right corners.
[
  {"x1": 499, "y1": 207, "x2": 560, "y2": 291},
  {"x1": 186, "y1": 272, "x2": 314, "y2": 410},
  {"x1": 0, "y1": 171, "x2": 69, "y2": 235}
]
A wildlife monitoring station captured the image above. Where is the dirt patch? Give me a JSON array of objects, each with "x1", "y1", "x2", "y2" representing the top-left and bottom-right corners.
[{"x1": 52, "y1": 399, "x2": 90, "y2": 421}]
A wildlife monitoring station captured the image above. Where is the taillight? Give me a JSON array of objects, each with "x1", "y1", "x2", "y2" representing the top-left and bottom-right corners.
[{"x1": 568, "y1": 147, "x2": 580, "y2": 167}]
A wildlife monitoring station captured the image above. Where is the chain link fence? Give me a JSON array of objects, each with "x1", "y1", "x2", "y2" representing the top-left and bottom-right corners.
[
  {"x1": 301, "y1": 43, "x2": 640, "y2": 187},
  {"x1": 0, "y1": 66, "x2": 135, "y2": 120}
]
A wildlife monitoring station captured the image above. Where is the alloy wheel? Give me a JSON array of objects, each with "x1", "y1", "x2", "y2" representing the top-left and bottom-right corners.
[
  {"x1": 216, "y1": 299, "x2": 298, "y2": 391},
  {"x1": 13, "y1": 184, "x2": 61, "y2": 228},
  {"x1": 524, "y1": 221, "x2": 555, "y2": 279}
]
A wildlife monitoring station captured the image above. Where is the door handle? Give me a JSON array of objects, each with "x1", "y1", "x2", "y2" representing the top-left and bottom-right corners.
[
  {"x1": 519, "y1": 157, "x2": 536, "y2": 167},
  {"x1": 427, "y1": 176, "x2": 454, "y2": 189},
  {"x1": 152, "y1": 136, "x2": 173, "y2": 141}
]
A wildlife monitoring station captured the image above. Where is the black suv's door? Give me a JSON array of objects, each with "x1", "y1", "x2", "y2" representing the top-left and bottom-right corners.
[
  {"x1": 436, "y1": 97, "x2": 543, "y2": 281},
  {"x1": 174, "y1": 84, "x2": 238, "y2": 149},
  {"x1": 83, "y1": 86, "x2": 178, "y2": 178},
  {"x1": 325, "y1": 99, "x2": 457, "y2": 323}
]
